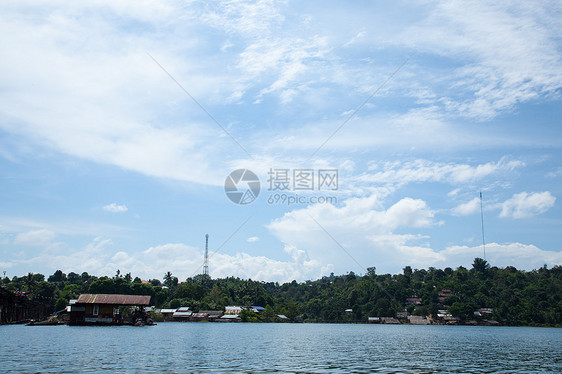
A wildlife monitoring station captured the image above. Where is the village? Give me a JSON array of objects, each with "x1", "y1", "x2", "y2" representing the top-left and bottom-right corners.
[
  {"x1": 3, "y1": 259, "x2": 553, "y2": 327},
  {"x1": 2, "y1": 286, "x2": 498, "y2": 326}
]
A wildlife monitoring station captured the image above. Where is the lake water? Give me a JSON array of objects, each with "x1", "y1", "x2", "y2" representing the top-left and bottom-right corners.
[{"x1": 1, "y1": 323, "x2": 560, "y2": 373}]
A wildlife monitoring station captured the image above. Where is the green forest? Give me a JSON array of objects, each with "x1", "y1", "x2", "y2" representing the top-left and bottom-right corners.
[{"x1": 2, "y1": 258, "x2": 561, "y2": 326}]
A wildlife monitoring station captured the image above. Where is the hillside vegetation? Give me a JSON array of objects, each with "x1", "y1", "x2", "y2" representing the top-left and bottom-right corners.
[{"x1": 3, "y1": 258, "x2": 561, "y2": 326}]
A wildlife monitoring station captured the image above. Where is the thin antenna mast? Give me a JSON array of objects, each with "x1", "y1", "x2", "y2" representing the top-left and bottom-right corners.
[
  {"x1": 203, "y1": 234, "x2": 209, "y2": 276},
  {"x1": 480, "y1": 191, "x2": 487, "y2": 261}
]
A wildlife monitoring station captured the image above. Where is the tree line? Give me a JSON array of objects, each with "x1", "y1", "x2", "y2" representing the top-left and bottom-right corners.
[{"x1": 2, "y1": 258, "x2": 560, "y2": 326}]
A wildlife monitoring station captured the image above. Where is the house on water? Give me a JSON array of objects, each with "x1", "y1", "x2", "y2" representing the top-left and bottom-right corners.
[{"x1": 68, "y1": 294, "x2": 152, "y2": 325}]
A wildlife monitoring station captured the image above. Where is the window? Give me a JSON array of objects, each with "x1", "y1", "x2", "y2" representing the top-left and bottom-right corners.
[{"x1": 93, "y1": 305, "x2": 99, "y2": 316}]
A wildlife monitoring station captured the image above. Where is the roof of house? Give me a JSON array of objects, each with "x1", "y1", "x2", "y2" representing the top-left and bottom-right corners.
[
  {"x1": 160, "y1": 309, "x2": 176, "y2": 314},
  {"x1": 251, "y1": 306, "x2": 265, "y2": 311},
  {"x1": 221, "y1": 314, "x2": 240, "y2": 319},
  {"x1": 173, "y1": 311, "x2": 193, "y2": 317},
  {"x1": 76, "y1": 294, "x2": 151, "y2": 306},
  {"x1": 199, "y1": 310, "x2": 224, "y2": 316},
  {"x1": 192, "y1": 312, "x2": 209, "y2": 318}
]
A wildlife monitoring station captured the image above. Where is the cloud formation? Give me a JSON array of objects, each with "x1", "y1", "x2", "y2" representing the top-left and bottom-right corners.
[
  {"x1": 500, "y1": 191, "x2": 556, "y2": 219},
  {"x1": 13, "y1": 229, "x2": 56, "y2": 246},
  {"x1": 452, "y1": 197, "x2": 480, "y2": 216},
  {"x1": 103, "y1": 203, "x2": 128, "y2": 213}
]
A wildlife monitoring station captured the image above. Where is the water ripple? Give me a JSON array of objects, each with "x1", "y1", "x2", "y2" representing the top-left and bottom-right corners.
[{"x1": 1, "y1": 324, "x2": 560, "y2": 373}]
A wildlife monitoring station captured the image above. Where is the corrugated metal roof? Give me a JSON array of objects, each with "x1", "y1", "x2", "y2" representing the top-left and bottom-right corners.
[
  {"x1": 76, "y1": 294, "x2": 151, "y2": 306},
  {"x1": 221, "y1": 314, "x2": 239, "y2": 319},
  {"x1": 191, "y1": 312, "x2": 209, "y2": 318},
  {"x1": 172, "y1": 311, "x2": 193, "y2": 317}
]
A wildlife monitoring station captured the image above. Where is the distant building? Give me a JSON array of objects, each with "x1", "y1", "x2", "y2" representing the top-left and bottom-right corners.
[
  {"x1": 225, "y1": 306, "x2": 243, "y2": 315},
  {"x1": 435, "y1": 309, "x2": 459, "y2": 325},
  {"x1": 190, "y1": 312, "x2": 209, "y2": 321},
  {"x1": 160, "y1": 308, "x2": 176, "y2": 321},
  {"x1": 199, "y1": 310, "x2": 224, "y2": 321},
  {"x1": 172, "y1": 307, "x2": 192, "y2": 321},
  {"x1": 405, "y1": 297, "x2": 422, "y2": 306},
  {"x1": 69, "y1": 293, "x2": 151, "y2": 325},
  {"x1": 473, "y1": 308, "x2": 493, "y2": 317},
  {"x1": 250, "y1": 306, "x2": 265, "y2": 313}
]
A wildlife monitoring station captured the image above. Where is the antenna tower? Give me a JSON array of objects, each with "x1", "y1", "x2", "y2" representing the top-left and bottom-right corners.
[
  {"x1": 203, "y1": 234, "x2": 209, "y2": 276},
  {"x1": 480, "y1": 191, "x2": 487, "y2": 261}
]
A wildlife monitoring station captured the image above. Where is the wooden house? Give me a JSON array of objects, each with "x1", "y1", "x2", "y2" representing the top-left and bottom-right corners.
[{"x1": 69, "y1": 293, "x2": 151, "y2": 325}]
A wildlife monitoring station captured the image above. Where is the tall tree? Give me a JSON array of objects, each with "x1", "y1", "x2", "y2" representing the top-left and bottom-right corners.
[{"x1": 472, "y1": 257, "x2": 490, "y2": 273}]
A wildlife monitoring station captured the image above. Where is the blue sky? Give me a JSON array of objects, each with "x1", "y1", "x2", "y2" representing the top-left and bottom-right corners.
[{"x1": 1, "y1": 0, "x2": 561, "y2": 282}]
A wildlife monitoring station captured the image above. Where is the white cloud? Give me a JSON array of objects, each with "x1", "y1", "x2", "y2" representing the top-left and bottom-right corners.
[
  {"x1": 0, "y1": 1, "x2": 238, "y2": 186},
  {"x1": 19, "y1": 240, "x2": 325, "y2": 283},
  {"x1": 13, "y1": 229, "x2": 55, "y2": 246},
  {"x1": 358, "y1": 158, "x2": 523, "y2": 187},
  {"x1": 247, "y1": 236, "x2": 260, "y2": 242},
  {"x1": 267, "y1": 192, "x2": 562, "y2": 275},
  {"x1": 500, "y1": 191, "x2": 556, "y2": 219},
  {"x1": 1, "y1": 1, "x2": 561, "y2": 282},
  {"x1": 210, "y1": 245, "x2": 324, "y2": 283},
  {"x1": 267, "y1": 194, "x2": 439, "y2": 274},
  {"x1": 439, "y1": 242, "x2": 562, "y2": 270},
  {"x1": 385, "y1": 198, "x2": 435, "y2": 229},
  {"x1": 5, "y1": 231, "x2": 562, "y2": 282},
  {"x1": 1, "y1": 0, "x2": 558, "y2": 186},
  {"x1": 546, "y1": 167, "x2": 562, "y2": 178},
  {"x1": 452, "y1": 197, "x2": 480, "y2": 216},
  {"x1": 200, "y1": 0, "x2": 285, "y2": 37},
  {"x1": 0, "y1": 215, "x2": 131, "y2": 238},
  {"x1": 398, "y1": 1, "x2": 562, "y2": 119},
  {"x1": 448, "y1": 188, "x2": 461, "y2": 197},
  {"x1": 0, "y1": 261, "x2": 14, "y2": 269},
  {"x1": 103, "y1": 203, "x2": 128, "y2": 213},
  {"x1": 343, "y1": 31, "x2": 366, "y2": 47},
  {"x1": 17, "y1": 236, "x2": 114, "y2": 275},
  {"x1": 237, "y1": 35, "x2": 331, "y2": 103}
]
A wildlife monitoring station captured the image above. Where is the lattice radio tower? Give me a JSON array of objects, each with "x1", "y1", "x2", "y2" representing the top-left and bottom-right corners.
[
  {"x1": 203, "y1": 234, "x2": 209, "y2": 276},
  {"x1": 480, "y1": 191, "x2": 487, "y2": 261}
]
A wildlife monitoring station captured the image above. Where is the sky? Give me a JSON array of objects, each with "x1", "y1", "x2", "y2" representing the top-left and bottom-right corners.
[{"x1": 1, "y1": 0, "x2": 561, "y2": 283}]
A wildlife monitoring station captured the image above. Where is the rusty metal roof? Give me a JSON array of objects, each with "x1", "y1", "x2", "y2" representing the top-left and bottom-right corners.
[{"x1": 76, "y1": 294, "x2": 151, "y2": 306}]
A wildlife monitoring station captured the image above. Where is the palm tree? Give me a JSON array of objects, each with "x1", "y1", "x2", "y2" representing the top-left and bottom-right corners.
[
  {"x1": 472, "y1": 257, "x2": 490, "y2": 273},
  {"x1": 164, "y1": 271, "x2": 173, "y2": 288}
]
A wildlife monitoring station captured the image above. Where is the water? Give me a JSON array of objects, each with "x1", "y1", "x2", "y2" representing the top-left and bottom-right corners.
[{"x1": 1, "y1": 323, "x2": 560, "y2": 373}]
